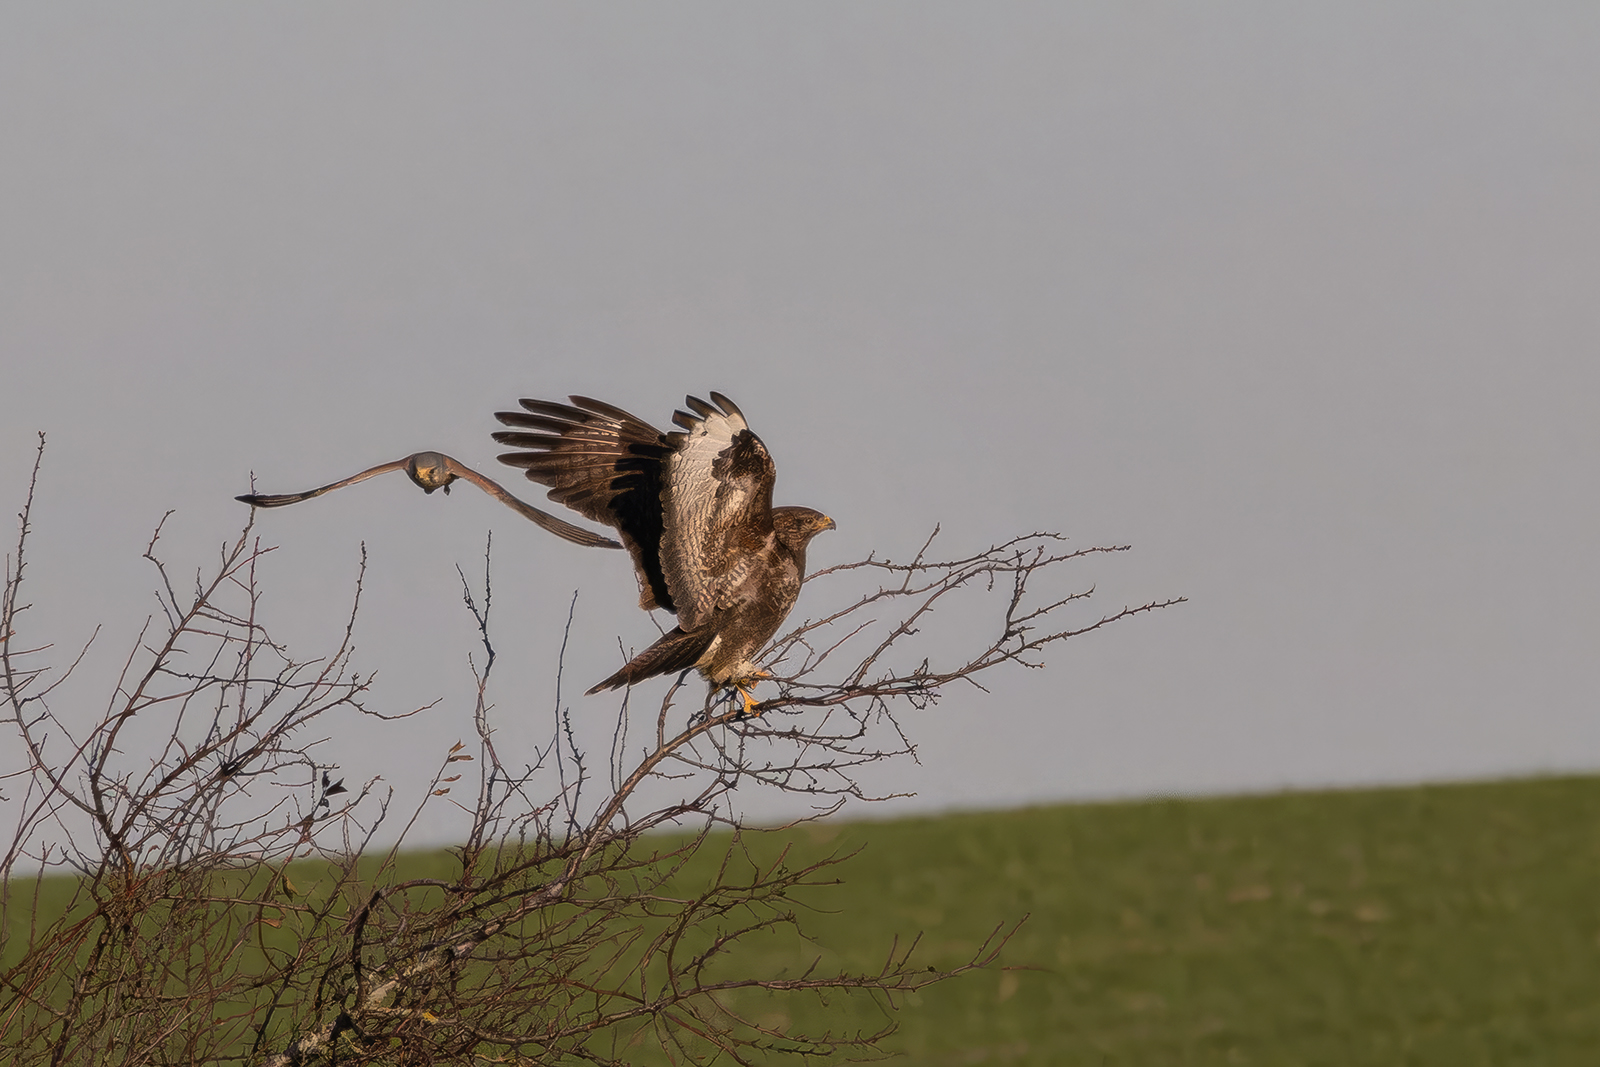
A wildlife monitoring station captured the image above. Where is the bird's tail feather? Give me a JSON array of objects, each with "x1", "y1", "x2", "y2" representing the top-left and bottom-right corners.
[{"x1": 586, "y1": 627, "x2": 715, "y2": 695}]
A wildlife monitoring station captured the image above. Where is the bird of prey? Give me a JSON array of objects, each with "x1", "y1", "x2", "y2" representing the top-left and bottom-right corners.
[
  {"x1": 494, "y1": 392, "x2": 835, "y2": 714},
  {"x1": 237, "y1": 451, "x2": 622, "y2": 549}
]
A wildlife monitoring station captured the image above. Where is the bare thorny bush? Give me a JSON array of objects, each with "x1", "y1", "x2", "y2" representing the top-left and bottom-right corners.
[{"x1": 1, "y1": 435, "x2": 1181, "y2": 1065}]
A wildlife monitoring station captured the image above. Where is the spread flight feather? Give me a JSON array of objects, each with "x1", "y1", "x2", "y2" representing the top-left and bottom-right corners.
[{"x1": 493, "y1": 393, "x2": 834, "y2": 705}]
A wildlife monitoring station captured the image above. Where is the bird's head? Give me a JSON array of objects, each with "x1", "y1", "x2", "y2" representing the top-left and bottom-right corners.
[
  {"x1": 773, "y1": 507, "x2": 837, "y2": 551},
  {"x1": 405, "y1": 452, "x2": 458, "y2": 494}
]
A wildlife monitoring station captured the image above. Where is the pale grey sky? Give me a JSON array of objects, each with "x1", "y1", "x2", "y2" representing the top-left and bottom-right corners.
[{"x1": 3, "y1": 4, "x2": 1598, "y2": 840}]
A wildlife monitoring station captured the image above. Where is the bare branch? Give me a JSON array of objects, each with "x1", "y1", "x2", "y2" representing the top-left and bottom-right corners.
[{"x1": 4, "y1": 444, "x2": 1178, "y2": 1066}]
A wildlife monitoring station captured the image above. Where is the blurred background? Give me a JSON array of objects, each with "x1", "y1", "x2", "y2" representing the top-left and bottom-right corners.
[{"x1": 2, "y1": 3, "x2": 1597, "y2": 844}]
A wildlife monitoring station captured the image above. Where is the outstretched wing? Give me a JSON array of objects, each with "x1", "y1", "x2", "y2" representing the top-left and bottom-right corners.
[
  {"x1": 237, "y1": 452, "x2": 623, "y2": 550},
  {"x1": 660, "y1": 393, "x2": 777, "y2": 631},
  {"x1": 493, "y1": 397, "x2": 677, "y2": 612}
]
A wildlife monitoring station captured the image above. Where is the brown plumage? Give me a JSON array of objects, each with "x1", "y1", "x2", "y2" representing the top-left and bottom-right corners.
[{"x1": 493, "y1": 392, "x2": 835, "y2": 712}]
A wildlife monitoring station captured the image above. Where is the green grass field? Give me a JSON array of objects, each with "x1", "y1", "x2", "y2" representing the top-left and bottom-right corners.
[
  {"x1": 655, "y1": 775, "x2": 1600, "y2": 1065},
  {"x1": 7, "y1": 775, "x2": 1599, "y2": 1064}
]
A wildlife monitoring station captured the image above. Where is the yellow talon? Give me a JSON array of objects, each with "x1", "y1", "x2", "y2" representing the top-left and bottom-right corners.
[
  {"x1": 731, "y1": 672, "x2": 773, "y2": 718},
  {"x1": 739, "y1": 686, "x2": 761, "y2": 717}
]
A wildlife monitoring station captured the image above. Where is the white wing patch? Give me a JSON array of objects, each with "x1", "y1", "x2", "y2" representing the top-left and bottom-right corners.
[
  {"x1": 660, "y1": 394, "x2": 776, "y2": 631},
  {"x1": 662, "y1": 399, "x2": 746, "y2": 629}
]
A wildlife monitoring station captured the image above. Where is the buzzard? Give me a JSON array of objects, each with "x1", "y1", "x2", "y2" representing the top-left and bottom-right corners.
[{"x1": 493, "y1": 392, "x2": 835, "y2": 714}]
